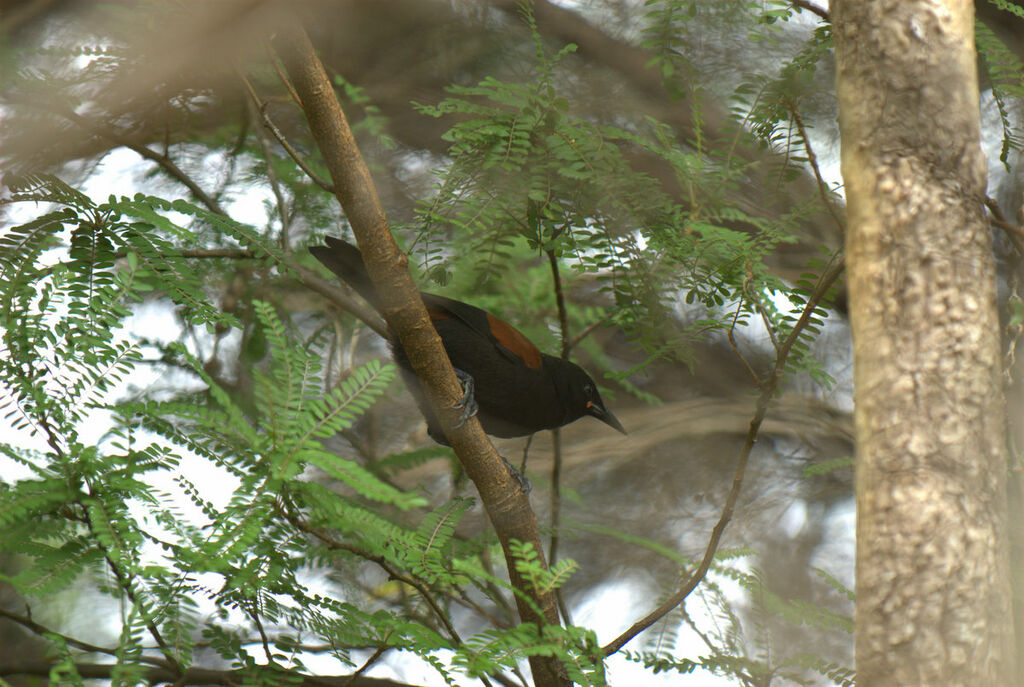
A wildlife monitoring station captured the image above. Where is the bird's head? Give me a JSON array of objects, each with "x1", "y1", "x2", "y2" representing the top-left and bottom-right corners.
[{"x1": 554, "y1": 359, "x2": 627, "y2": 435}]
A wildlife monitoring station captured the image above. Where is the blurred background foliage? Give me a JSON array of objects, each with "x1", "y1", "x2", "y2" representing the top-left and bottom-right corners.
[{"x1": 0, "y1": 1, "x2": 1022, "y2": 685}]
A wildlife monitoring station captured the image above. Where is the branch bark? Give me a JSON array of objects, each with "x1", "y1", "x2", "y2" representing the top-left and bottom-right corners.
[{"x1": 274, "y1": 24, "x2": 568, "y2": 687}]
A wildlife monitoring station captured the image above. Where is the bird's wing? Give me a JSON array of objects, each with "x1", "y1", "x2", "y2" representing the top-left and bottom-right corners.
[
  {"x1": 310, "y1": 239, "x2": 542, "y2": 371},
  {"x1": 422, "y1": 294, "x2": 543, "y2": 371}
]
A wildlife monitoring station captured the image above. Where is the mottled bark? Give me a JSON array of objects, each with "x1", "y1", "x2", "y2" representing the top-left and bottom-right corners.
[{"x1": 834, "y1": 1, "x2": 1013, "y2": 684}]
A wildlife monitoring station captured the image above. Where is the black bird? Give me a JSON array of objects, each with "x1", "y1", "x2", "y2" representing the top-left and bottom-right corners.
[{"x1": 310, "y1": 237, "x2": 626, "y2": 445}]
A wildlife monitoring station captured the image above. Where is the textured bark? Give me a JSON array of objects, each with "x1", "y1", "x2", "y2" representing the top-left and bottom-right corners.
[{"x1": 834, "y1": 1, "x2": 1013, "y2": 684}]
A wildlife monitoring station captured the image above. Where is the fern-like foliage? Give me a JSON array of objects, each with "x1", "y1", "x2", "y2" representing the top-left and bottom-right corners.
[
  {"x1": 976, "y1": 18, "x2": 1024, "y2": 169},
  {"x1": 509, "y1": 539, "x2": 579, "y2": 597},
  {"x1": 409, "y1": 1, "x2": 845, "y2": 407},
  {"x1": 0, "y1": 2, "x2": 892, "y2": 682},
  {"x1": 413, "y1": 7, "x2": 676, "y2": 327},
  {"x1": 988, "y1": 0, "x2": 1024, "y2": 18},
  {"x1": 0, "y1": 176, "x2": 607, "y2": 686}
]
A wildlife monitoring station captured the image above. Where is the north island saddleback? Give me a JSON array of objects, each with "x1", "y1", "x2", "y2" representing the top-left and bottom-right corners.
[{"x1": 310, "y1": 237, "x2": 626, "y2": 447}]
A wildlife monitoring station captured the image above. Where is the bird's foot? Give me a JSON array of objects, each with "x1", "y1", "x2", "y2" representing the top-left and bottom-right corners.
[
  {"x1": 502, "y1": 455, "x2": 532, "y2": 495},
  {"x1": 452, "y1": 368, "x2": 479, "y2": 428}
]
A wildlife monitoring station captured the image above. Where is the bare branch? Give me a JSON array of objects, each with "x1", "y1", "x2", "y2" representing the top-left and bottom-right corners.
[
  {"x1": 0, "y1": 661, "x2": 415, "y2": 687},
  {"x1": 791, "y1": 106, "x2": 845, "y2": 234},
  {"x1": 726, "y1": 291, "x2": 762, "y2": 386},
  {"x1": 790, "y1": 0, "x2": 831, "y2": 22},
  {"x1": 565, "y1": 314, "x2": 611, "y2": 352},
  {"x1": 38, "y1": 103, "x2": 229, "y2": 216},
  {"x1": 342, "y1": 634, "x2": 391, "y2": 687},
  {"x1": 986, "y1": 195, "x2": 1024, "y2": 254},
  {"x1": 602, "y1": 255, "x2": 845, "y2": 656},
  {"x1": 0, "y1": 607, "x2": 171, "y2": 670},
  {"x1": 241, "y1": 72, "x2": 336, "y2": 193},
  {"x1": 544, "y1": 249, "x2": 573, "y2": 627},
  {"x1": 242, "y1": 84, "x2": 292, "y2": 248}
]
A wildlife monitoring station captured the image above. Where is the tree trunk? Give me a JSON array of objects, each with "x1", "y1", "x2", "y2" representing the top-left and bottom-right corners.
[{"x1": 834, "y1": 1, "x2": 1014, "y2": 684}]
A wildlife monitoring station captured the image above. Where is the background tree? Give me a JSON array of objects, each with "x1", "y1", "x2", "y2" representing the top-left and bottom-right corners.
[
  {"x1": 835, "y1": 1, "x2": 1015, "y2": 683},
  {"x1": 1, "y1": 1, "x2": 1022, "y2": 686}
]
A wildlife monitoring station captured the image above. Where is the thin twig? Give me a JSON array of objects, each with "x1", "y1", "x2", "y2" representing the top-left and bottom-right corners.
[
  {"x1": 286, "y1": 512, "x2": 463, "y2": 644},
  {"x1": 251, "y1": 609, "x2": 274, "y2": 665},
  {"x1": 296, "y1": 265, "x2": 389, "y2": 338},
  {"x1": 240, "y1": 73, "x2": 336, "y2": 193},
  {"x1": 31, "y1": 102, "x2": 227, "y2": 216},
  {"x1": 121, "y1": 248, "x2": 257, "y2": 260},
  {"x1": 267, "y1": 40, "x2": 303, "y2": 106},
  {"x1": 985, "y1": 195, "x2": 1024, "y2": 258},
  {"x1": 726, "y1": 290, "x2": 761, "y2": 386},
  {"x1": 341, "y1": 632, "x2": 391, "y2": 687},
  {"x1": 478, "y1": 545, "x2": 518, "y2": 622},
  {"x1": 548, "y1": 426, "x2": 572, "y2": 628},
  {"x1": 753, "y1": 290, "x2": 780, "y2": 354},
  {"x1": 564, "y1": 316, "x2": 607, "y2": 352},
  {"x1": 243, "y1": 86, "x2": 292, "y2": 249},
  {"x1": 790, "y1": 0, "x2": 830, "y2": 22},
  {"x1": 991, "y1": 214, "x2": 1024, "y2": 241},
  {"x1": 791, "y1": 106, "x2": 845, "y2": 235},
  {"x1": 0, "y1": 607, "x2": 173, "y2": 670},
  {"x1": 95, "y1": 546, "x2": 184, "y2": 674},
  {"x1": 0, "y1": 661, "x2": 418, "y2": 687},
  {"x1": 547, "y1": 250, "x2": 571, "y2": 360},
  {"x1": 601, "y1": 255, "x2": 845, "y2": 656},
  {"x1": 545, "y1": 249, "x2": 574, "y2": 627},
  {"x1": 230, "y1": 103, "x2": 251, "y2": 158}
]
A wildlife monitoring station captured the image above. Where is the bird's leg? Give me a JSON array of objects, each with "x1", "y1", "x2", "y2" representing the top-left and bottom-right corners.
[
  {"x1": 519, "y1": 433, "x2": 534, "y2": 475},
  {"x1": 451, "y1": 368, "x2": 479, "y2": 428},
  {"x1": 449, "y1": 369, "x2": 528, "y2": 493}
]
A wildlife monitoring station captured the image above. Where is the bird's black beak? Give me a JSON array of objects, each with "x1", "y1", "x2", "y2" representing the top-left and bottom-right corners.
[{"x1": 587, "y1": 402, "x2": 627, "y2": 435}]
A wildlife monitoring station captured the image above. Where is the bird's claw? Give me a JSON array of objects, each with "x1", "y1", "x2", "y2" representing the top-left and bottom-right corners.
[
  {"x1": 502, "y1": 455, "x2": 532, "y2": 495},
  {"x1": 452, "y1": 368, "x2": 479, "y2": 428}
]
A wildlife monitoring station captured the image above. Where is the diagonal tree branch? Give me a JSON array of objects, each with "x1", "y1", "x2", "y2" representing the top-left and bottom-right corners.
[{"x1": 273, "y1": 23, "x2": 570, "y2": 687}]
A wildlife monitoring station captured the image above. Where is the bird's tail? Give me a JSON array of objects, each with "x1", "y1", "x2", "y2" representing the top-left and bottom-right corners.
[{"x1": 309, "y1": 237, "x2": 382, "y2": 311}]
